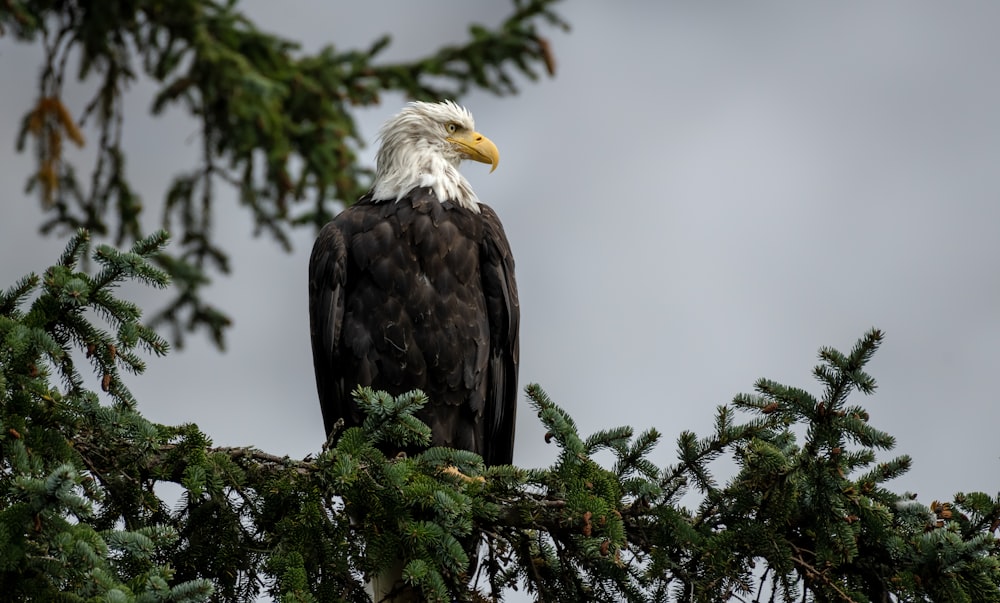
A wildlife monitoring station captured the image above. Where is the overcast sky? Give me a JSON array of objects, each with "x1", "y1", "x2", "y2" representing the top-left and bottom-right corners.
[{"x1": 2, "y1": 0, "x2": 1000, "y2": 565}]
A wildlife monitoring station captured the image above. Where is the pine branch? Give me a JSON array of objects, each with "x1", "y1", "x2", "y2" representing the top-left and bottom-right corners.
[
  {"x1": 5, "y1": 0, "x2": 566, "y2": 349},
  {"x1": 4, "y1": 229, "x2": 1000, "y2": 600}
]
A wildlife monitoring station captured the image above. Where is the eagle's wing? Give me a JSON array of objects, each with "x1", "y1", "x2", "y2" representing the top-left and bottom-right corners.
[
  {"x1": 308, "y1": 221, "x2": 348, "y2": 438},
  {"x1": 479, "y1": 203, "x2": 520, "y2": 466}
]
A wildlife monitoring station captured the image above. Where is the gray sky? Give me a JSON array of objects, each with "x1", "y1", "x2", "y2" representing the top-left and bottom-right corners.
[{"x1": 2, "y1": 0, "x2": 1000, "y2": 570}]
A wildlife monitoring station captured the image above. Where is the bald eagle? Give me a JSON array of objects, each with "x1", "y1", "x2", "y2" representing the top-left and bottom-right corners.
[{"x1": 308, "y1": 101, "x2": 519, "y2": 467}]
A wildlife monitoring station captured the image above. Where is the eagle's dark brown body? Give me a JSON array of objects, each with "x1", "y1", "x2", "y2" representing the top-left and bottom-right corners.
[{"x1": 308, "y1": 186, "x2": 519, "y2": 466}]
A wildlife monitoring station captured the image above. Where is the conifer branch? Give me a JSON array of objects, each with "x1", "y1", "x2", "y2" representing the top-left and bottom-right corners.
[
  {"x1": 5, "y1": 0, "x2": 566, "y2": 349},
  {"x1": 7, "y1": 311, "x2": 1000, "y2": 600},
  {"x1": 788, "y1": 542, "x2": 857, "y2": 602}
]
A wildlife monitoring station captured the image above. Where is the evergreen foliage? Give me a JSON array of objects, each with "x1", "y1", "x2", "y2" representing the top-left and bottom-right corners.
[
  {"x1": 3, "y1": 236, "x2": 1000, "y2": 600},
  {"x1": 0, "y1": 229, "x2": 212, "y2": 601},
  {"x1": 3, "y1": 2, "x2": 1000, "y2": 601},
  {"x1": 3, "y1": 0, "x2": 566, "y2": 348}
]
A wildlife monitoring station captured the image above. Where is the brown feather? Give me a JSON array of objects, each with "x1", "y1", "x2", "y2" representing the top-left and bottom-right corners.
[{"x1": 309, "y1": 186, "x2": 519, "y2": 465}]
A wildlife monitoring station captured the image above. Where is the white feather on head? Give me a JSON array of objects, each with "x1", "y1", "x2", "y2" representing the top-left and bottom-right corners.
[{"x1": 370, "y1": 100, "x2": 487, "y2": 212}]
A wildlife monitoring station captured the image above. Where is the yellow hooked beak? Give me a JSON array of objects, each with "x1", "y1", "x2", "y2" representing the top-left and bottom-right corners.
[{"x1": 447, "y1": 130, "x2": 500, "y2": 173}]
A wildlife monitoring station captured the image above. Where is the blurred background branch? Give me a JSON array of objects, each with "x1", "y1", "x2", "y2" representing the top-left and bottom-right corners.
[{"x1": 4, "y1": 0, "x2": 566, "y2": 348}]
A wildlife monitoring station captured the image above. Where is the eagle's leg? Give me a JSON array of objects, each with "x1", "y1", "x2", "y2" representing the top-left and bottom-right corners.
[
  {"x1": 440, "y1": 465, "x2": 486, "y2": 483},
  {"x1": 369, "y1": 558, "x2": 420, "y2": 602}
]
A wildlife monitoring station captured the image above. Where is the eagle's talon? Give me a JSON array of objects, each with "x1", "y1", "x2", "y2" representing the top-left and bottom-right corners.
[{"x1": 441, "y1": 465, "x2": 486, "y2": 483}]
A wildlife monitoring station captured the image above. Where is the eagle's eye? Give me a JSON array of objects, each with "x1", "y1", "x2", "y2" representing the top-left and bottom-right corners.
[{"x1": 446, "y1": 123, "x2": 459, "y2": 134}]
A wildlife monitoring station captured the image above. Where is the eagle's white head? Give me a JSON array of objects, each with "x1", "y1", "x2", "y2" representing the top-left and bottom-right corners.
[{"x1": 370, "y1": 100, "x2": 499, "y2": 212}]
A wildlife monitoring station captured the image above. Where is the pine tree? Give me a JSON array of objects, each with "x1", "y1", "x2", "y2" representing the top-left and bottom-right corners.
[
  {"x1": 3, "y1": 2, "x2": 1000, "y2": 602},
  {"x1": 5, "y1": 0, "x2": 565, "y2": 348}
]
